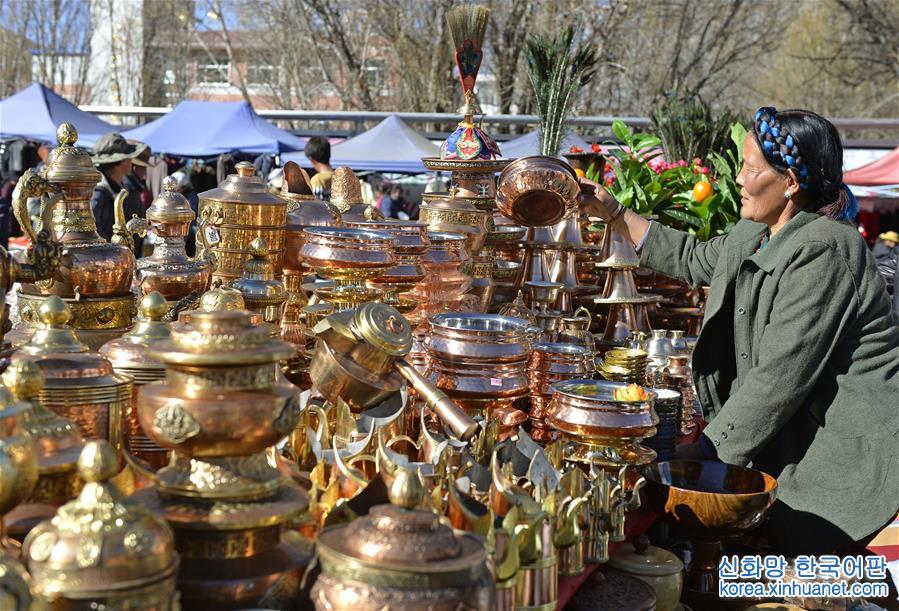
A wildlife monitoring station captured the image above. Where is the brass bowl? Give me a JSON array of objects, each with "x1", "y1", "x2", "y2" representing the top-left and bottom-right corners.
[
  {"x1": 496, "y1": 156, "x2": 579, "y2": 227},
  {"x1": 485, "y1": 225, "x2": 527, "y2": 245},
  {"x1": 547, "y1": 379, "x2": 658, "y2": 440},
  {"x1": 420, "y1": 199, "x2": 489, "y2": 254},
  {"x1": 301, "y1": 227, "x2": 396, "y2": 279},
  {"x1": 427, "y1": 313, "x2": 532, "y2": 363},
  {"x1": 345, "y1": 220, "x2": 429, "y2": 256},
  {"x1": 492, "y1": 260, "x2": 522, "y2": 283}
]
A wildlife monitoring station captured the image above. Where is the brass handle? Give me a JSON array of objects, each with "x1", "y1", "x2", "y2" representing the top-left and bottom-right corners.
[
  {"x1": 394, "y1": 358, "x2": 479, "y2": 441},
  {"x1": 11, "y1": 169, "x2": 59, "y2": 243}
]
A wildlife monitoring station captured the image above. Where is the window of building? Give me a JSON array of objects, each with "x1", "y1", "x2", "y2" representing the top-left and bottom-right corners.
[
  {"x1": 198, "y1": 61, "x2": 230, "y2": 85},
  {"x1": 362, "y1": 59, "x2": 387, "y2": 96},
  {"x1": 246, "y1": 64, "x2": 275, "y2": 86}
]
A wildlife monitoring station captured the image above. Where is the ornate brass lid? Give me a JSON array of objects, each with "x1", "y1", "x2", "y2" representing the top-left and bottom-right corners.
[
  {"x1": 608, "y1": 534, "x2": 684, "y2": 577},
  {"x1": 17, "y1": 296, "x2": 89, "y2": 355},
  {"x1": 147, "y1": 176, "x2": 195, "y2": 226},
  {"x1": 198, "y1": 161, "x2": 285, "y2": 206},
  {"x1": 149, "y1": 310, "x2": 294, "y2": 367},
  {"x1": 316, "y1": 468, "x2": 488, "y2": 588},
  {"x1": 42, "y1": 123, "x2": 101, "y2": 186},
  {"x1": 99, "y1": 292, "x2": 171, "y2": 372},
  {"x1": 353, "y1": 302, "x2": 412, "y2": 356},
  {"x1": 23, "y1": 440, "x2": 179, "y2": 598},
  {"x1": 198, "y1": 284, "x2": 245, "y2": 311},
  {"x1": 329, "y1": 166, "x2": 364, "y2": 211},
  {"x1": 232, "y1": 238, "x2": 289, "y2": 302}
]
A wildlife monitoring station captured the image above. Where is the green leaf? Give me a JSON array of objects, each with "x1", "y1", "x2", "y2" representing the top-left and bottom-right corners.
[
  {"x1": 662, "y1": 208, "x2": 703, "y2": 228},
  {"x1": 612, "y1": 120, "x2": 630, "y2": 142}
]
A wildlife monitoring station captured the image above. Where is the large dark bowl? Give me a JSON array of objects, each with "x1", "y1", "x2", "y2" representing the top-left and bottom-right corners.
[{"x1": 641, "y1": 460, "x2": 777, "y2": 540}]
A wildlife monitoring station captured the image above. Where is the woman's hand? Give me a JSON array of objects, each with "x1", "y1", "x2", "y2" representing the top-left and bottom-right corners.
[{"x1": 578, "y1": 177, "x2": 621, "y2": 221}]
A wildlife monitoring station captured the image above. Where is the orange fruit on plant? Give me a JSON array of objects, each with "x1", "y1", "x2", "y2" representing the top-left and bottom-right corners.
[
  {"x1": 692, "y1": 180, "x2": 712, "y2": 202},
  {"x1": 574, "y1": 168, "x2": 586, "y2": 178}
]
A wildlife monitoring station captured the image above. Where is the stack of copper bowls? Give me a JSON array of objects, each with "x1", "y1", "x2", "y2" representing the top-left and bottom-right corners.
[
  {"x1": 598, "y1": 348, "x2": 649, "y2": 384},
  {"x1": 408, "y1": 231, "x2": 472, "y2": 313},
  {"x1": 547, "y1": 379, "x2": 658, "y2": 468},
  {"x1": 426, "y1": 313, "x2": 532, "y2": 418},
  {"x1": 346, "y1": 220, "x2": 429, "y2": 323},
  {"x1": 527, "y1": 342, "x2": 595, "y2": 444}
]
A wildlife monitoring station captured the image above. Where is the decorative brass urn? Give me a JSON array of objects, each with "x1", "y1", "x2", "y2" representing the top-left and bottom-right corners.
[
  {"x1": 128, "y1": 309, "x2": 312, "y2": 610},
  {"x1": 15, "y1": 296, "x2": 133, "y2": 450},
  {"x1": 197, "y1": 161, "x2": 288, "y2": 286},
  {"x1": 2, "y1": 357, "x2": 83, "y2": 541},
  {"x1": 312, "y1": 468, "x2": 496, "y2": 610},
  {"x1": 23, "y1": 440, "x2": 180, "y2": 610},
  {"x1": 11, "y1": 123, "x2": 137, "y2": 350},
  {"x1": 233, "y1": 237, "x2": 288, "y2": 324}
]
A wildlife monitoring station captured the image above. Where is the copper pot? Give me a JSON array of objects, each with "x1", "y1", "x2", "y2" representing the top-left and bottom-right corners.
[
  {"x1": 419, "y1": 198, "x2": 489, "y2": 255},
  {"x1": 496, "y1": 156, "x2": 579, "y2": 227},
  {"x1": 426, "y1": 313, "x2": 532, "y2": 363},
  {"x1": 301, "y1": 226, "x2": 396, "y2": 281},
  {"x1": 282, "y1": 161, "x2": 344, "y2": 277}
]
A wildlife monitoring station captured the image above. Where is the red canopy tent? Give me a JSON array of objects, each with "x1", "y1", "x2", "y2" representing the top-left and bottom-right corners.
[{"x1": 844, "y1": 147, "x2": 899, "y2": 186}]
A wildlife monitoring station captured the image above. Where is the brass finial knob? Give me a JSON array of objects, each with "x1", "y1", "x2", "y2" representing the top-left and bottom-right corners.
[
  {"x1": 162, "y1": 175, "x2": 177, "y2": 192},
  {"x1": 38, "y1": 296, "x2": 71, "y2": 327},
  {"x1": 235, "y1": 161, "x2": 256, "y2": 177},
  {"x1": 77, "y1": 440, "x2": 120, "y2": 483},
  {"x1": 387, "y1": 466, "x2": 426, "y2": 510},
  {"x1": 56, "y1": 122, "x2": 77, "y2": 146},
  {"x1": 140, "y1": 291, "x2": 169, "y2": 321},
  {"x1": 1, "y1": 357, "x2": 45, "y2": 401},
  {"x1": 248, "y1": 237, "x2": 268, "y2": 257}
]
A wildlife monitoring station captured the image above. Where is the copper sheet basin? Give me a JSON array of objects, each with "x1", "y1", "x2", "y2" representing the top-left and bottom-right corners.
[{"x1": 640, "y1": 460, "x2": 777, "y2": 539}]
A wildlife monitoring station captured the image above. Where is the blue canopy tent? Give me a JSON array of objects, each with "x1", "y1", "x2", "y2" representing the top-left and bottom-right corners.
[
  {"x1": 0, "y1": 83, "x2": 114, "y2": 146},
  {"x1": 122, "y1": 100, "x2": 307, "y2": 157},
  {"x1": 499, "y1": 129, "x2": 590, "y2": 159},
  {"x1": 283, "y1": 115, "x2": 438, "y2": 173}
]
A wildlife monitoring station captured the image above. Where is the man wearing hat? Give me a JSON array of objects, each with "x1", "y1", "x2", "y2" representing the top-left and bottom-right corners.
[
  {"x1": 91, "y1": 132, "x2": 147, "y2": 256},
  {"x1": 873, "y1": 230, "x2": 898, "y2": 263}
]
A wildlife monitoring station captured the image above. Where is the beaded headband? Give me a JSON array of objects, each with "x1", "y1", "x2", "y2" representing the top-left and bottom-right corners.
[{"x1": 754, "y1": 107, "x2": 809, "y2": 190}]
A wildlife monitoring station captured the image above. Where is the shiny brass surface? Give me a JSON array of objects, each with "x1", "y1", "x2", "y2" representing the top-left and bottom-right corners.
[
  {"x1": 16, "y1": 296, "x2": 133, "y2": 450},
  {"x1": 13, "y1": 124, "x2": 135, "y2": 300},
  {"x1": 198, "y1": 161, "x2": 288, "y2": 285},
  {"x1": 282, "y1": 161, "x2": 343, "y2": 280},
  {"x1": 132, "y1": 175, "x2": 212, "y2": 301},
  {"x1": 232, "y1": 237, "x2": 288, "y2": 323},
  {"x1": 23, "y1": 440, "x2": 180, "y2": 609},
  {"x1": 3, "y1": 358, "x2": 83, "y2": 512},
  {"x1": 0, "y1": 385, "x2": 39, "y2": 556},
  {"x1": 302, "y1": 226, "x2": 396, "y2": 282},
  {"x1": 419, "y1": 197, "x2": 489, "y2": 255}
]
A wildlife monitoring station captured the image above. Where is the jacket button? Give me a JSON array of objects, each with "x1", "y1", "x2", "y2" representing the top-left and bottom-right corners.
[
  {"x1": 721, "y1": 432, "x2": 728, "y2": 439},
  {"x1": 727, "y1": 423, "x2": 734, "y2": 430},
  {"x1": 738, "y1": 307, "x2": 746, "y2": 315},
  {"x1": 740, "y1": 352, "x2": 748, "y2": 359},
  {"x1": 713, "y1": 439, "x2": 721, "y2": 447}
]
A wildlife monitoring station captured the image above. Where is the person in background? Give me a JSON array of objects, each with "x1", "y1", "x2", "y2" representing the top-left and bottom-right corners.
[
  {"x1": 425, "y1": 171, "x2": 448, "y2": 194},
  {"x1": 171, "y1": 170, "x2": 199, "y2": 257},
  {"x1": 91, "y1": 133, "x2": 146, "y2": 257},
  {"x1": 304, "y1": 137, "x2": 333, "y2": 200},
  {"x1": 122, "y1": 144, "x2": 152, "y2": 256},
  {"x1": 379, "y1": 184, "x2": 406, "y2": 219},
  {"x1": 873, "y1": 230, "x2": 898, "y2": 264}
]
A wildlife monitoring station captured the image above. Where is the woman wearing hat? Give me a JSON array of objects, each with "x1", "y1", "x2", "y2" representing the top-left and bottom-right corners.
[
  {"x1": 91, "y1": 132, "x2": 147, "y2": 256},
  {"x1": 580, "y1": 108, "x2": 899, "y2": 558}
]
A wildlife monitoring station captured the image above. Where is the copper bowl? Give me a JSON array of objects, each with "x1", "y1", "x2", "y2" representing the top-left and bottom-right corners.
[
  {"x1": 547, "y1": 379, "x2": 658, "y2": 441},
  {"x1": 496, "y1": 156, "x2": 579, "y2": 227},
  {"x1": 427, "y1": 313, "x2": 532, "y2": 363},
  {"x1": 641, "y1": 460, "x2": 778, "y2": 539},
  {"x1": 419, "y1": 198, "x2": 489, "y2": 254},
  {"x1": 492, "y1": 260, "x2": 523, "y2": 283},
  {"x1": 301, "y1": 227, "x2": 396, "y2": 278},
  {"x1": 345, "y1": 220, "x2": 429, "y2": 256}
]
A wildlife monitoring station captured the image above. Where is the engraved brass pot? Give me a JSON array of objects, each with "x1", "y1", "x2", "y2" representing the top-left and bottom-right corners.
[
  {"x1": 301, "y1": 226, "x2": 396, "y2": 282},
  {"x1": 419, "y1": 197, "x2": 489, "y2": 255},
  {"x1": 197, "y1": 161, "x2": 288, "y2": 285},
  {"x1": 0, "y1": 387, "x2": 39, "y2": 555}
]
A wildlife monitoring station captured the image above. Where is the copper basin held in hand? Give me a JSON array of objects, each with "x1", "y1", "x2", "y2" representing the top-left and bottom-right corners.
[{"x1": 496, "y1": 156, "x2": 580, "y2": 227}]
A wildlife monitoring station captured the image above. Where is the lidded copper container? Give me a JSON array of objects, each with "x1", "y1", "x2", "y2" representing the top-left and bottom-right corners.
[
  {"x1": 528, "y1": 342, "x2": 595, "y2": 444},
  {"x1": 129, "y1": 309, "x2": 311, "y2": 610},
  {"x1": 547, "y1": 379, "x2": 658, "y2": 468},
  {"x1": 13, "y1": 123, "x2": 137, "y2": 349},
  {"x1": 282, "y1": 161, "x2": 343, "y2": 282},
  {"x1": 23, "y1": 440, "x2": 180, "y2": 610},
  {"x1": 312, "y1": 468, "x2": 496, "y2": 610},
  {"x1": 99, "y1": 292, "x2": 171, "y2": 470},
  {"x1": 132, "y1": 175, "x2": 212, "y2": 302},
  {"x1": 197, "y1": 161, "x2": 288, "y2": 285},
  {"x1": 425, "y1": 313, "x2": 532, "y2": 417},
  {"x1": 232, "y1": 237, "x2": 288, "y2": 324},
  {"x1": 2, "y1": 357, "x2": 83, "y2": 539},
  {"x1": 16, "y1": 296, "x2": 133, "y2": 449}
]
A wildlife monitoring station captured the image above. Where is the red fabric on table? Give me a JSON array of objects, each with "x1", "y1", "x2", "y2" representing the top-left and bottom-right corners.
[{"x1": 556, "y1": 416, "x2": 706, "y2": 609}]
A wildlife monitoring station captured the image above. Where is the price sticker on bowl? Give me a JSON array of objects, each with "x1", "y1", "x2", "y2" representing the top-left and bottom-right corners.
[{"x1": 490, "y1": 377, "x2": 503, "y2": 387}]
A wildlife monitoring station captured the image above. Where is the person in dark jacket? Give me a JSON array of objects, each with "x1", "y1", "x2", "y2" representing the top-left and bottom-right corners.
[
  {"x1": 91, "y1": 133, "x2": 146, "y2": 257},
  {"x1": 579, "y1": 107, "x2": 898, "y2": 558}
]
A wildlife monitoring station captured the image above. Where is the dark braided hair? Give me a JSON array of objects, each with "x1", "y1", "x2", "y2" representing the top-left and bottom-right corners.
[{"x1": 753, "y1": 108, "x2": 857, "y2": 221}]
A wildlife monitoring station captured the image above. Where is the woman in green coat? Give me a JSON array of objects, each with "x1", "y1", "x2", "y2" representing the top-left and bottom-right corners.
[{"x1": 581, "y1": 108, "x2": 899, "y2": 556}]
